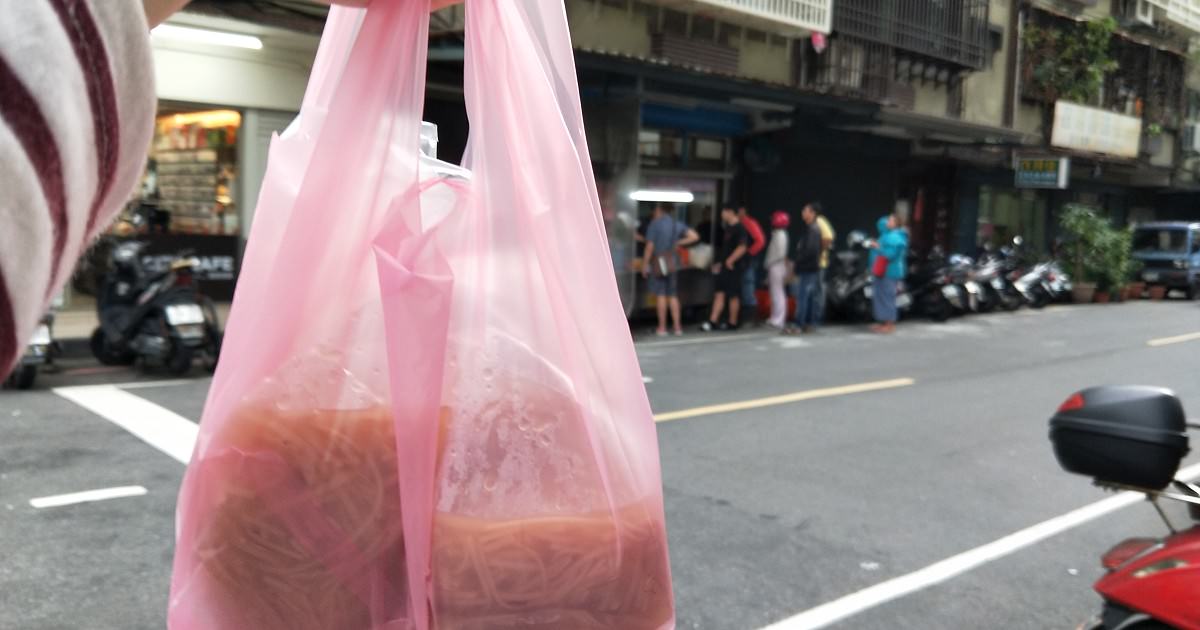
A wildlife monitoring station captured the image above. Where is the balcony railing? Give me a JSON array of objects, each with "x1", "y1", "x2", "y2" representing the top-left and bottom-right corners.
[
  {"x1": 1146, "y1": 0, "x2": 1200, "y2": 35},
  {"x1": 655, "y1": 0, "x2": 832, "y2": 35},
  {"x1": 834, "y1": 0, "x2": 991, "y2": 70}
]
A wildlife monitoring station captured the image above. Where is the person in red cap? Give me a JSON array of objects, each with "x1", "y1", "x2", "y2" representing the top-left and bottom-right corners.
[{"x1": 764, "y1": 211, "x2": 791, "y2": 329}]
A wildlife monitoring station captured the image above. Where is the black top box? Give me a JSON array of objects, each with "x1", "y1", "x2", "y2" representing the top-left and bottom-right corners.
[{"x1": 1049, "y1": 386, "x2": 1189, "y2": 490}]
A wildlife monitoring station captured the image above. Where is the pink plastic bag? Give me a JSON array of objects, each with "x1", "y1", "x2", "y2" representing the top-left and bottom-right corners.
[{"x1": 167, "y1": 2, "x2": 675, "y2": 629}]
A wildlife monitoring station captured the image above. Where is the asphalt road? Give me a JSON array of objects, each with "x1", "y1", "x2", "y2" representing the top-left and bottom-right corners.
[{"x1": 3, "y1": 301, "x2": 1200, "y2": 629}]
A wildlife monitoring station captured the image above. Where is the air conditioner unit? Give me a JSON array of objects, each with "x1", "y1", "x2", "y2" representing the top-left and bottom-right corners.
[{"x1": 1183, "y1": 122, "x2": 1200, "y2": 155}]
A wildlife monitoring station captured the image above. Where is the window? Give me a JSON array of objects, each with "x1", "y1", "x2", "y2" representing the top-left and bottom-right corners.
[
  {"x1": 692, "y1": 137, "x2": 726, "y2": 163},
  {"x1": 692, "y1": 15, "x2": 716, "y2": 41},
  {"x1": 638, "y1": 130, "x2": 683, "y2": 167},
  {"x1": 662, "y1": 9, "x2": 687, "y2": 36},
  {"x1": 718, "y1": 23, "x2": 742, "y2": 46},
  {"x1": 1133, "y1": 228, "x2": 1188, "y2": 253}
]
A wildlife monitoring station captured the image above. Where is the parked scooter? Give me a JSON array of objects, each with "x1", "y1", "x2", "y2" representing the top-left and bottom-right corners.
[
  {"x1": 946, "y1": 254, "x2": 983, "y2": 314},
  {"x1": 905, "y1": 248, "x2": 960, "y2": 322},
  {"x1": 827, "y1": 231, "x2": 873, "y2": 322},
  {"x1": 1050, "y1": 385, "x2": 1200, "y2": 629},
  {"x1": 90, "y1": 240, "x2": 222, "y2": 375}
]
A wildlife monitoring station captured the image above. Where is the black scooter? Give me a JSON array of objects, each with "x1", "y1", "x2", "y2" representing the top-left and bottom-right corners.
[
  {"x1": 90, "y1": 241, "x2": 222, "y2": 375},
  {"x1": 827, "y1": 232, "x2": 873, "y2": 322},
  {"x1": 905, "y1": 249, "x2": 959, "y2": 322}
]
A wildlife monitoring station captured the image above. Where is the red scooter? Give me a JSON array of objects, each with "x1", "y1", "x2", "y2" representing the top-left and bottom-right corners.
[{"x1": 1050, "y1": 386, "x2": 1200, "y2": 629}]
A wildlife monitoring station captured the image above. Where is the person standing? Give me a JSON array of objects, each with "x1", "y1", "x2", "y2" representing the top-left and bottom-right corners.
[
  {"x1": 787, "y1": 204, "x2": 823, "y2": 334},
  {"x1": 700, "y1": 207, "x2": 749, "y2": 331},
  {"x1": 738, "y1": 207, "x2": 766, "y2": 324},
  {"x1": 764, "y1": 211, "x2": 791, "y2": 329},
  {"x1": 642, "y1": 204, "x2": 699, "y2": 336},
  {"x1": 812, "y1": 204, "x2": 835, "y2": 325},
  {"x1": 868, "y1": 213, "x2": 909, "y2": 334}
]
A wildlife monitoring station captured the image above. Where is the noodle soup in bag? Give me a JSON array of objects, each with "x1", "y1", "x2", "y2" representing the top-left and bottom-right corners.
[
  {"x1": 175, "y1": 352, "x2": 411, "y2": 630},
  {"x1": 429, "y1": 333, "x2": 673, "y2": 629}
]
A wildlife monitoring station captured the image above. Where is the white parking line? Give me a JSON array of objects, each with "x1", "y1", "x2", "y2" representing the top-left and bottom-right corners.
[
  {"x1": 637, "y1": 332, "x2": 778, "y2": 349},
  {"x1": 30, "y1": 485, "x2": 148, "y2": 509},
  {"x1": 654, "y1": 378, "x2": 915, "y2": 423},
  {"x1": 115, "y1": 379, "x2": 203, "y2": 390},
  {"x1": 759, "y1": 459, "x2": 1200, "y2": 630},
  {"x1": 53, "y1": 385, "x2": 197, "y2": 464},
  {"x1": 1148, "y1": 331, "x2": 1200, "y2": 347}
]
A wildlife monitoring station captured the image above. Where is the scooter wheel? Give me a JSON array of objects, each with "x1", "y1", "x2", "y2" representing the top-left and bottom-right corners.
[
  {"x1": 90, "y1": 328, "x2": 134, "y2": 366},
  {"x1": 12, "y1": 365, "x2": 37, "y2": 390},
  {"x1": 203, "y1": 330, "x2": 223, "y2": 373},
  {"x1": 164, "y1": 341, "x2": 193, "y2": 376}
]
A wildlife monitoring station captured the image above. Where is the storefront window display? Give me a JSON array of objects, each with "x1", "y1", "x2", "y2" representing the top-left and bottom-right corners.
[
  {"x1": 977, "y1": 186, "x2": 1048, "y2": 254},
  {"x1": 137, "y1": 108, "x2": 242, "y2": 236}
]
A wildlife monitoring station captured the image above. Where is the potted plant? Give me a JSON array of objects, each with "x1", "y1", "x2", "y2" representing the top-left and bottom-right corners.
[
  {"x1": 1099, "y1": 225, "x2": 1135, "y2": 305},
  {"x1": 1149, "y1": 284, "x2": 1168, "y2": 300},
  {"x1": 1126, "y1": 279, "x2": 1146, "y2": 300},
  {"x1": 1060, "y1": 204, "x2": 1108, "y2": 303},
  {"x1": 1142, "y1": 123, "x2": 1164, "y2": 156}
]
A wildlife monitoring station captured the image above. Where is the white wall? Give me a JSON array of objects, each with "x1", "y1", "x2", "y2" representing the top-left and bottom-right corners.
[{"x1": 152, "y1": 14, "x2": 319, "y2": 111}]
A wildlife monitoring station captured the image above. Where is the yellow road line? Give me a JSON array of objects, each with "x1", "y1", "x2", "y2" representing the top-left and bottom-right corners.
[
  {"x1": 653, "y1": 377, "x2": 916, "y2": 423},
  {"x1": 1148, "y1": 331, "x2": 1200, "y2": 347}
]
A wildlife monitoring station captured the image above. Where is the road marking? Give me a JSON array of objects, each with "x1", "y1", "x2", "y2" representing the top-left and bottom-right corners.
[
  {"x1": 771, "y1": 338, "x2": 809, "y2": 349},
  {"x1": 637, "y1": 332, "x2": 777, "y2": 349},
  {"x1": 653, "y1": 378, "x2": 915, "y2": 423},
  {"x1": 759, "y1": 459, "x2": 1200, "y2": 630},
  {"x1": 1147, "y1": 331, "x2": 1200, "y2": 347},
  {"x1": 54, "y1": 385, "x2": 197, "y2": 464},
  {"x1": 642, "y1": 376, "x2": 654, "y2": 384},
  {"x1": 116, "y1": 379, "x2": 201, "y2": 390},
  {"x1": 30, "y1": 485, "x2": 148, "y2": 509}
]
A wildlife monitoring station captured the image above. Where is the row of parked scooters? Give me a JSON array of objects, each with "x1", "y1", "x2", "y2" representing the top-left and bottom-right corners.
[{"x1": 825, "y1": 232, "x2": 1073, "y2": 323}]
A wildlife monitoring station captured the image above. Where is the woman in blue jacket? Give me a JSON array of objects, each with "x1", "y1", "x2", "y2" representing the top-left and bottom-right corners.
[{"x1": 868, "y1": 214, "x2": 909, "y2": 334}]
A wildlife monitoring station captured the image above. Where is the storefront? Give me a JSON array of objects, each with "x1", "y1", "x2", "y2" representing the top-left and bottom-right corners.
[{"x1": 70, "y1": 15, "x2": 319, "y2": 305}]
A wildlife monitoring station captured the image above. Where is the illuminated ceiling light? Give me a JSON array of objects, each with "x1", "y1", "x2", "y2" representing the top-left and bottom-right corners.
[
  {"x1": 164, "y1": 110, "x2": 243, "y2": 128},
  {"x1": 152, "y1": 24, "x2": 263, "y2": 50},
  {"x1": 630, "y1": 190, "x2": 695, "y2": 203}
]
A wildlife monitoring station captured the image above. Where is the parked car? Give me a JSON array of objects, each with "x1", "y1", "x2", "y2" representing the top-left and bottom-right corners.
[{"x1": 1132, "y1": 222, "x2": 1200, "y2": 298}]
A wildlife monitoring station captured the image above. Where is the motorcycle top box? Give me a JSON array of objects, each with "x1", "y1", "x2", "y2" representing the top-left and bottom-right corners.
[{"x1": 1050, "y1": 386, "x2": 1189, "y2": 490}]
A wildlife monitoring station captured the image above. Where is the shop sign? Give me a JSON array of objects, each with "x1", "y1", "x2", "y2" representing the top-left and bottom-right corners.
[
  {"x1": 1050, "y1": 100, "x2": 1141, "y2": 159},
  {"x1": 140, "y1": 234, "x2": 240, "y2": 300},
  {"x1": 1015, "y1": 156, "x2": 1071, "y2": 189}
]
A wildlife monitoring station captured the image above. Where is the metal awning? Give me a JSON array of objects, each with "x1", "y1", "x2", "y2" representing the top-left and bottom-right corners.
[{"x1": 836, "y1": 109, "x2": 1035, "y2": 146}]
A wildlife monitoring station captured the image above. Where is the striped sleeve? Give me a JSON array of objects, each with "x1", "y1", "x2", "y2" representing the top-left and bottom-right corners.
[{"x1": 0, "y1": 0, "x2": 156, "y2": 374}]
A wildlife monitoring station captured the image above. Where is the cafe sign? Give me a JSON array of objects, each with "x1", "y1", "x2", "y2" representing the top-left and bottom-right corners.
[{"x1": 1015, "y1": 156, "x2": 1070, "y2": 189}]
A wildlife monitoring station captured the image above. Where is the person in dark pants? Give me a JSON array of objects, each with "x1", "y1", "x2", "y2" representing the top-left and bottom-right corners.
[
  {"x1": 812, "y1": 204, "x2": 835, "y2": 325},
  {"x1": 786, "y1": 204, "x2": 823, "y2": 334},
  {"x1": 700, "y1": 207, "x2": 749, "y2": 331},
  {"x1": 738, "y1": 206, "x2": 766, "y2": 323}
]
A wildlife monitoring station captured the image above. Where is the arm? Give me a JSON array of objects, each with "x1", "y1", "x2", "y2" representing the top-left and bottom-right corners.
[
  {"x1": 818, "y1": 219, "x2": 833, "y2": 254},
  {"x1": 880, "y1": 233, "x2": 904, "y2": 260},
  {"x1": 641, "y1": 240, "x2": 656, "y2": 278},
  {"x1": 677, "y1": 228, "x2": 700, "y2": 248},
  {"x1": 725, "y1": 243, "x2": 748, "y2": 269}
]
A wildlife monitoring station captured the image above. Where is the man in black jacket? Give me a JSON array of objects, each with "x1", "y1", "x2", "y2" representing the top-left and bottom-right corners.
[{"x1": 787, "y1": 203, "x2": 823, "y2": 334}]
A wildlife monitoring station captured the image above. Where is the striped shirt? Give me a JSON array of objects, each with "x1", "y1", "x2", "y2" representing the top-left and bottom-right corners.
[{"x1": 1, "y1": 0, "x2": 155, "y2": 373}]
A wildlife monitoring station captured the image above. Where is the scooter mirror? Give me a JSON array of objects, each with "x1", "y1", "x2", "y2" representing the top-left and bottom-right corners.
[{"x1": 1050, "y1": 386, "x2": 1189, "y2": 490}]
